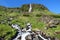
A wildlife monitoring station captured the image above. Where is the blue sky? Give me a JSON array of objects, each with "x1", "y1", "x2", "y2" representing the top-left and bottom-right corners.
[{"x1": 0, "y1": 0, "x2": 60, "y2": 14}]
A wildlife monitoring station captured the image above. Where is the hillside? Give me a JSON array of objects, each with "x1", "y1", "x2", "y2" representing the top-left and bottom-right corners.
[
  {"x1": 0, "y1": 4, "x2": 48, "y2": 12},
  {"x1": 0, "y1": 4, "x2": 60, "y2": 40}
]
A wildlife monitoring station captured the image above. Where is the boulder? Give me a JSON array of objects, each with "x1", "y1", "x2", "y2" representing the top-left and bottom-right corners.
[
  {"x1": 0, "y1": 20, "x2": 6, "y2": 24},
  {"x1": 40, "y1": 15, "x2": 60, "y2": 29}
]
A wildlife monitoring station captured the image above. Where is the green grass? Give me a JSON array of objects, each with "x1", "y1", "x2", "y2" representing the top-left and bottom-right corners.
[
  {"x1": 0, "y1": 24, "x2": 16, "y2": 40},
  {"x1": 0, "y1": 10, "x2": 60, "y2": 40}
]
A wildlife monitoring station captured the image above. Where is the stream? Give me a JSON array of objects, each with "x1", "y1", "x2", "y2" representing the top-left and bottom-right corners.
[{"x1": 11, "y1": 23, "x2": 51, "y2": 40}]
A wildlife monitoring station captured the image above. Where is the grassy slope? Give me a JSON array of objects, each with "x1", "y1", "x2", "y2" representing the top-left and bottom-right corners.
[
  {"x1": 0, "y1": 4, "x2": 60, "y2": 40},
  {"x1": 0, "y1": 11, "x2": 60, "y2": 40}
]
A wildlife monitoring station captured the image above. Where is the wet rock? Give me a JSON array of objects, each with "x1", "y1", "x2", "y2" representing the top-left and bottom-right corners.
[
  {"x1": 10, "y1": 32, "x2": 19, "y2": 40},
  {"x1": 8, "y1": 17, "x2": 13, "y2": 21},
  {"x1": 49, "y1": 24, "x2": 57, "y2": 28},
  {"x1": 53, "y1": 20, "x2": 59, "y2": 25},
  {"x1": 0, "y1": 37, "x2": 4, "y2": 40},
  {"x1": 26, "y1": 35, "x2": 32, "y2": 40},
  {"x1": 33, "y1": 36, "x2": 39, "y2": 40},
  {"x1": 55, "y1": 31, "x2": 60, "y2": 34},
  {"x1": 0, "y1": 20, "x2": 6, "y2": 24},
  {"x1": 10, "y1": 23, "x2": 57, "y2": 40},
  {"x1": 40, "y1": 15, "x2": 53, "y2": 24},
  {"x1": 40, "y1": 15, "x2": 60, "y2": 29},
  {"x1": 55, "y1": 37, "x2": 59, "y2": 40},
  {"x1": 7, "y1": 17, "x2": 14, "y2": 24},
  {"x1": 26, "y1": 23, "x2": 32, "y2": 32},
  {"x1": 11, "y1": 24, "x2": 22, "y2": 40},
  {"x1": 11, "y1": 24, "x2": 21, "y2": 30}
]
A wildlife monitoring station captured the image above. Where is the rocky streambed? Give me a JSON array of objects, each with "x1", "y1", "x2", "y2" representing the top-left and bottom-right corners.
[{"x1": 9, "y1": 23, "x2": 58, "y2": 40}]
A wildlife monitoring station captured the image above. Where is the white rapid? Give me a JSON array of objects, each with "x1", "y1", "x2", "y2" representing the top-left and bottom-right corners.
[
  {"x1": 28, "y1": 4, "x2": 32, "y2": 13},
  {"x1": 11, "y1": 24, "x2": 22, "y2": 40},
  {"x1": 11, "y1": 24, "x2": 21, "y2": 31},
  {"x1": 26, "y1": 23, "x2": 32, "y2": 32},
  {"x1": 12, "y1": 23, "x2": 32, "y2": 40},
  {"x1": 21, "y1": 32, "x2": 30, "y2": 40},
  {"x1": 38, "y1": 34, "x2": 48, "y2": 40},
  {"x1": 11, "y1": 23, "x2": 49, "y2": 40},
  {"x1": 21, "y1": 23, "x2": 32, "y2": 40},
  {"x1": 13, "y1": 32, "x2": 22, "y2": 40}
]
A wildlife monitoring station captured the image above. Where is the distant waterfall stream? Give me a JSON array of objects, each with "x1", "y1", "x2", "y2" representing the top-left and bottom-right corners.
[{"x1": 29, "y1": 4, "x2": 32, "y2": 12}]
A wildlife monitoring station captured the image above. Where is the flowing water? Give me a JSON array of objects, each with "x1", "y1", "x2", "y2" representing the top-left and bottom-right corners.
[{"x1": 11, "y1": 23, "x2": 52, "y2": 40}]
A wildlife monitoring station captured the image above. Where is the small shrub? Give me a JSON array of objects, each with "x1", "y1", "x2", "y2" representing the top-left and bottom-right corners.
[
  {"x1": 36, "y1": 14, "x2": 41, "y2": 17},
  {"x1": 23, "y1": 14, "x2": 30, "y2": 17},
  {"x1": 51, "y1": 15, "x2": 60, "y2": 18}
]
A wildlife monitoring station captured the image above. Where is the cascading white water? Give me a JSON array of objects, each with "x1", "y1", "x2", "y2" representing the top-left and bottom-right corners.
[
  {"x1": 21, "y1": 32, "x2": 30, "y2": 40},
  {"x1": 11, "y1": 24, "x2": 22, "y2": 40},
  {"x1": 11, "y1": 24, "x2": 21, "y2": 30},
  {"x1": 26, "y1": 23, "x2": 32, "y2": 32},
  {"x1": 28, "y1": 4, "x2": 32, "y2": 13},
  {"x1": 12, "y1": 23, "x2": 32, "y2": 40},
  {"x1": 11, "y1": 23, "x2": 49, "y2": 40},
  {"x1": 21, "y1": 23, "x2": 32, "y2": 40},
  {"x1": 13, "y1": 32, "x2": 22, "y2": 40},
  {"x1": 38, "y1": 34, "x2": 48, "y2": 40}
]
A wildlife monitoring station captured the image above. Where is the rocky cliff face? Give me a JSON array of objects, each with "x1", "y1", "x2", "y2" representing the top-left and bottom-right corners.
[{"x1": 40, "y1": 15, "x2": 60, "y2": 29}]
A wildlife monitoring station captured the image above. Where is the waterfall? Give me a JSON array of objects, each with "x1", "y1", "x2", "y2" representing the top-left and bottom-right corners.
[{"x1": 28, "y1": 4, "x2": 32, "y2": 13}]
